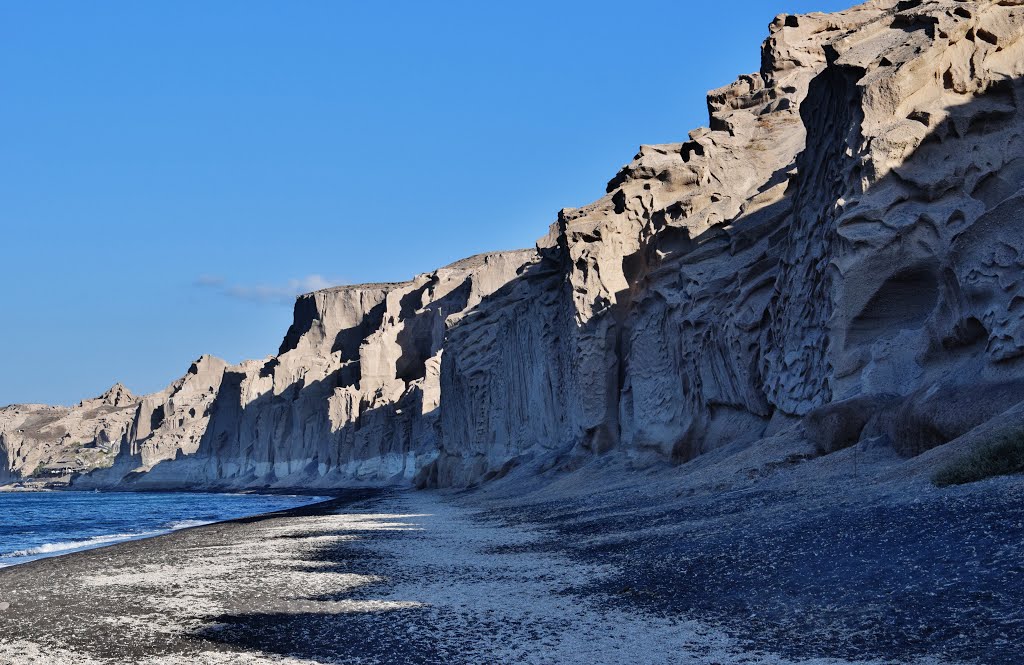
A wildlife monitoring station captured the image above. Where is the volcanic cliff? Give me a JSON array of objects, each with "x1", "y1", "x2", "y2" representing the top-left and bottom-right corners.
[{"x1": 4, "y1": 0, "x2": 1024, "y2": 490}]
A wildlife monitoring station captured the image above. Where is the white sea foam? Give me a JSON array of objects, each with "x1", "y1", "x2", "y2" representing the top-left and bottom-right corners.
[
  {"x1": 165, "y1": 519, "x2": 214, "y2": 530},
  {"x1": 0, "y1": 492, "x2": 322, "y2": 568},
  {"x1": 6, "y1": 532, "x2": 159, "y2": 558},
  {"x1": 2, "y1": 518, "x2": 218, "y2": 562}
]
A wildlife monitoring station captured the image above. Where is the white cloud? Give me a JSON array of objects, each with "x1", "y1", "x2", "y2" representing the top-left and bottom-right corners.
[{"x1": 195, "y1": 274, "x2": 343, "y2": 304}]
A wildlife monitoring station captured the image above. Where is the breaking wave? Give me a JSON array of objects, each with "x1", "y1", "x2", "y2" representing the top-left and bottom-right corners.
[
  {"x1": 6, "y1": 531, "x2": 159, "y2": 558},
  {"x1": 0, "y1": 491, "x2": 326, "y2": 567}
]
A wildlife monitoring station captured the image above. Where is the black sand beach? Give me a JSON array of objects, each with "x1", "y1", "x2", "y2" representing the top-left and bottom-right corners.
[
  {"x1": 1, "y1": 464, "x2": 1022, "y2": 665},
  {"x1": 0, "y1": 483, "x2": 795, "y2": 665},
  {"x1": 0, "y1": 490, "x2": 387, "y2": 664}
]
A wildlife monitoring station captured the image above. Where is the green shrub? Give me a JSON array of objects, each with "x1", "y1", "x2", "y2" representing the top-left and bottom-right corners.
[{"x1": 934, "y1": 432, "x2": 1024, "y2": 487}]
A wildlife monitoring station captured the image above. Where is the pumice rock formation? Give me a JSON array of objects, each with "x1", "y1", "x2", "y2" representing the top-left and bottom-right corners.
[
  {"x1": 430, "y1": 0, "x2": 1024, "y2": 484},
  {"x1": 0, "y1": 384, "x2": 138, "y2": 482},
  {"x1": 75, "y1": 251, "x2": 536, "y2": 488},
  {"x1": 4, "y1": 0, "x2": 1024, "y2": 490}
]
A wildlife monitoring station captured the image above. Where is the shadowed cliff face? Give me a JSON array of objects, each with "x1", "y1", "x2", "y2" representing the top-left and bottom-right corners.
[
  {"x1": 426, "y1": 0, "x2": 1024, "y2": 483},
  {"x1": 0, "y1": 437, "x2": 12, "y2": 484},
  {"x1": 72, "y1": 251, "x2": 535, "y2": 489},
  {"x1": 6, "y1": 0, "x2": 1024, "y2": 490}
]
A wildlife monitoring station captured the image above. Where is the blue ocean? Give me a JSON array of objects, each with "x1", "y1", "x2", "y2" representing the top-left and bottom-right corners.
[{"x1": 0, "y1": 491, "x2": 326, "y2": 567}]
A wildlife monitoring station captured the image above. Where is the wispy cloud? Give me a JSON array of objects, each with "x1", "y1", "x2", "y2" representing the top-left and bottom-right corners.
[{"x1": 194, "y1": 274, "x2": 343, "y2": 304}]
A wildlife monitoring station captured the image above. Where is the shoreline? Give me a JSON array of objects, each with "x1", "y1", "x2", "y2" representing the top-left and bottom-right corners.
[
  {"x1": 1, "y1": 481, "x2": 379, "y2": 496},
  {"x1": 0, "y1": 490, "x2": 344, "y2": 570},
  {"x1": 0, "y1": 486, "x2": 792, "y2": 665},
  {"x1": 0, "y1": 472, "x2": 1021, "y2": 664},
  {"x1": 0, "y1": 487, "x2": 391, "y2": 664}
]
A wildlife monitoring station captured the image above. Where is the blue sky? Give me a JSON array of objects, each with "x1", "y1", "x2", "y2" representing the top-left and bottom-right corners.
[{"x1": 0, "y1": 0, "x2": 854, "y2": 406}]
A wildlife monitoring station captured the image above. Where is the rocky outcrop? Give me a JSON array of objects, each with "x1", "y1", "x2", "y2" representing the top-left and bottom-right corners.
[
  {"x1": 72, "y1": 251, "x2": 535, "y2": 488},
  {"x1": 426, "y1": 0, "x2": 1024, "y2": 484},
  {"x1": 6, "y1": 0, "x2": 1024, "y2": 490},
  {"x1": 0, "y1": 384, "x2": 138, "y2": 481}
]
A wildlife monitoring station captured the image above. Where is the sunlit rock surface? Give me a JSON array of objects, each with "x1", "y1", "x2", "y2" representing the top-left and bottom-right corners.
[
  {"x1": 5, "y1": 0, "x2": 1024, "y2": 489},
  {"x1": 77, "y1": 251, "x2": 535, "y2": 488}
]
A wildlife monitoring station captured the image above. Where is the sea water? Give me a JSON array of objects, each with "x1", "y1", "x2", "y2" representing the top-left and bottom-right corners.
[{"x1": 0, "y1": 490, "x2": 327, "y2": 567}]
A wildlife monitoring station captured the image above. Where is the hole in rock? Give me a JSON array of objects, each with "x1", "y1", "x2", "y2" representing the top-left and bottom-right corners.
[{"x1": 848, "y1": 267, "x2": 938, "y2": 344}]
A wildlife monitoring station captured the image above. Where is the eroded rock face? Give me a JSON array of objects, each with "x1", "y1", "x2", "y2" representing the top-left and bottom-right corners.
[
  {"x1": 430, "y1": 0, "x2": 1024, "y2": 482},
  {"x1": 71, "y1": 251, "x2": 535, "y2": 488},
  {"x1": 0, "y1": 385, "x2": 138, "y2": 481},
  {"x1": 6, "y1": 0, "x2": 1024, "y2": 489}
]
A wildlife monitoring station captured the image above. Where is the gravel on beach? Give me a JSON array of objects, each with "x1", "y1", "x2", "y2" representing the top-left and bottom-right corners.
[{"x1": 0, "y1": 457, "x2": 1019, "y2": 665}]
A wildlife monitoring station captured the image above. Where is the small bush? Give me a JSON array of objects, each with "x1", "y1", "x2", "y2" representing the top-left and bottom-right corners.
[{"x1": 934, "y1": 432, "x2": 1024, "y2": 487}]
